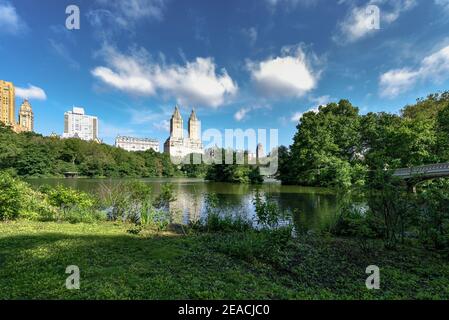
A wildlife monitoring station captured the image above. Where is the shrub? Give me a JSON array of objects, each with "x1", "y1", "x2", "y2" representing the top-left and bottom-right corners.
[
  {"x1": 40, "y1": 185, "x2": 101, "y2": 222},
  {"x1": 98, "y1": 180, "x2": 173, "y2": 229},
  {"x1": 253, "y1": 192, "x2": 290, "y2": 229},
  {"x1": 198, "y1": 212, "x2": 253, "y2": 233},
  {"x1": 0, "y1": 172, "x2": 57, "y2": 221}
]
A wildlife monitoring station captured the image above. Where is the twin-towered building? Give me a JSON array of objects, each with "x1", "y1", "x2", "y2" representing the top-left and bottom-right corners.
[
  {"x1": 114, "y1": 106, "x2": 203, "y2": 156},
  {"x1": 164, "y1": 106, "x2": 204, "y2": 158},
  {"x1": 0, "y1": 80, "x2": 34, "y2": 133}
]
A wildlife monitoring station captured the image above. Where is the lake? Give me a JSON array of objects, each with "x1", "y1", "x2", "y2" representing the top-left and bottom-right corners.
[{"x1": 27, "y1": 178, "x2": 341, "y2": 231}]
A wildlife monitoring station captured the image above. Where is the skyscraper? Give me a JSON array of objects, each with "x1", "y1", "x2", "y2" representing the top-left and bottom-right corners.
[
  {"x1": 18, "y1": 100, "x2": 34, "y2": 132},
  {"x1": 0, "y1": 80, "x2": 34, "y2": 133},
  {"x1": 0, "y1": 80, "x2": 15, "y2": 126},
  {"x1": 63, "y1": 107, "x2": 99, "y2": 141}
]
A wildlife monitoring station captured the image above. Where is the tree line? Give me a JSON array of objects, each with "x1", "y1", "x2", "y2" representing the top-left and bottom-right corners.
[
  {"x1": 277, "y1": 91, "x2": 449, "y2": 188},
  {"x1": 0, "y1": 125, "x2": 179, "y2": 178},
  {"x1": 0, "y1": 125, "x2": 263, "y2": 183}
]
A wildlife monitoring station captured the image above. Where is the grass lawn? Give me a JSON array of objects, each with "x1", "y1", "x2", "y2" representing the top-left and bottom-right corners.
[{"x1": 0, "y1": 221, "x2": 448, "y2": 300}]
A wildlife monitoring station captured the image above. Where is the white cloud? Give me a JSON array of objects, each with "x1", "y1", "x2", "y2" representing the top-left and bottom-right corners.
[
  {"x1": 335, "y1": 0, "x2": 416, "y2": 44},
  {"x1": 15, "y1": 85, "x2": 47, "y2": 101},
  {"x1": 92, "y1": 66, "x2": 156, "y2": 96},
  {"x1": 92, "y1": 45, "x2": 238, "y2": 108},
  {"x1": 379, "y1": 45, "x2": 449, "y2": 98},
  {"x1": 234, "y1": 108, "x2": 251, "y2": 122},
  {"x1": 248, "y1": 46, "x2": 320, "y2": 99},
  {"x1": 379, "y1": 68, "x2": 419, "y2": 98},
  {"x1": 0, "y1": 1, "x2": 27, "y2": 34}
]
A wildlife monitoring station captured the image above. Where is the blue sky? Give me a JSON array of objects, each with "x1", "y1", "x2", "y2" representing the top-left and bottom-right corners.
[{"x1": 1, "y1": 0, "x2": 449, "y2": 149}]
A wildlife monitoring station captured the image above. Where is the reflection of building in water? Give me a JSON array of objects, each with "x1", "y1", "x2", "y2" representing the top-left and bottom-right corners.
[{"x1": 168, "y1": 189, "x2": 202, "y2": 225}]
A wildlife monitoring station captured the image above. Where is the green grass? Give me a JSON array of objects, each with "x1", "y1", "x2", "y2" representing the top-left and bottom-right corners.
[{"x1": 0, "y1": 221, "x2": 448, "y2": 299}]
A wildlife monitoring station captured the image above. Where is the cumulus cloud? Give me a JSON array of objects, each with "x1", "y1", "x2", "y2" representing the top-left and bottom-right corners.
[
  {"x1": 0, "y1": 1, "x2": 27, "y2": 34},
  {"x1": 15, "y1": 85, "x2": 47, "y2": 100},
  {"x1": 248, "y1": 46, "x2": 320, "y2": 99},
  {"x1": 379, "y1": 45, "x2": 449, "y2": 98},
  {"x1": 335, "y1": 0, "x2": 416, "y2": 44},
  {"x1": 91, "y1": 45, "x2": 238, "y2": 108}
]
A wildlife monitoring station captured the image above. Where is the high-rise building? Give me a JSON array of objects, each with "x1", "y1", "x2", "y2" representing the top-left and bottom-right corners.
[
  {"x1": 115, "y1": 136, "x2": 160, "y2": 152},
  {"x1": 0, "y1": 80, "x2": 16, "y2": 126},
  {"x1": 164, "y1": 106, "x2": 204, "y2": 158},
  {"x1": 18, "y1": 100, "x2": 34, "y2": 132},
  {"x1": 0, "y1": 80, "x2": 34, "y2": 133},
  {"x1": 63, "y1": 107, "x2": 99, "y2": 141}
]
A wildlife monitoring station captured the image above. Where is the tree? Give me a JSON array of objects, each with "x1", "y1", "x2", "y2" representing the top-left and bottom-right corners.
[
  {"x1": 436, "y1": 103, "x2": 449, "y2": 161},
  {"x1": 288, "y1": 100, "x2": 362, "y2": 187}
]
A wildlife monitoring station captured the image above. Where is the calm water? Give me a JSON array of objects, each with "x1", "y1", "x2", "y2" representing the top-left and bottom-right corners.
[{"x1": 27, "y1": 178, "x2": 341, "y2": 231}]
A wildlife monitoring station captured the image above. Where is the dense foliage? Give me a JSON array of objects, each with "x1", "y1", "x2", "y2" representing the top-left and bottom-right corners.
[
  {"x1": 278, "y1": 92, "x2": 449, "y2": 188},
  {"x1": 0, "y1": 125, "x2": 265, "y2": 183},
  {"x1": 0, "y1": 124, "x2": 180, "y2": 178},
  {"x1": 331, "y1": 172, "x2": 449, "y2": 252},
  {"x1": 0, "y1": 172, "x2": 57, "y2": 221},
  {"x1": 205, "y1": 149, "x2": 264, "y2": 184}
]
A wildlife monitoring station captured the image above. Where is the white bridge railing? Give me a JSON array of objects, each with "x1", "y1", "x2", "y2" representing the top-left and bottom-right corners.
[{"x1": 393, "y1": 163, "x2": 449, "y2": 178}]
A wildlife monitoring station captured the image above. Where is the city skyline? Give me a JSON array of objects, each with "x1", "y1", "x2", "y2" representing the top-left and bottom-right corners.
[{"x1": 1, "y1": 0, "x2": 449, "y2": 147}]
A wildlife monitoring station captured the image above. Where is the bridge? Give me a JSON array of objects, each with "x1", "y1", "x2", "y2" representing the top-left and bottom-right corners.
[{"x1": 393, "y1": 163, "x2": 449, "y2": 180}]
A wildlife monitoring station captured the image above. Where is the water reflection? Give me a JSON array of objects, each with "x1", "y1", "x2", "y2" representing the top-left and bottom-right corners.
[{"x1": 26, "y1": 178, "x2": 340, "y2": 231}]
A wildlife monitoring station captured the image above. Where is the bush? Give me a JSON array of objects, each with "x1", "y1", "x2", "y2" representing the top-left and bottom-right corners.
[
  {"x1": 0, "y1": 172, "x2": 57, "y2": 221},
  {"x1": 196, "y1": 212, "x2": 253, "y2": 233},
  {"x1": 253, "y1": 192, "x2": 290, "y2": 229},
  {"x1": 40, "y1": 185, "x2": 102, "y2": 223},
  {"x1": 98, "y1": 180, "x2": 173, "y2": 230}
]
